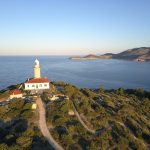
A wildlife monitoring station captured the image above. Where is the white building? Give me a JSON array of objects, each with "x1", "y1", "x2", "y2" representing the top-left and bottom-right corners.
[
  {"x1": 31, "y1": 103, "x2": 37, "y2": 109},
  {"x1": 50, "y1": 95, "x2": 59, "y2": 101},
  {"x1": 24, "y1": 59, "x2": 50, "y2": 91},
  {"x1": 10, "y1": 89, "x2": 23, "y2": 99}
]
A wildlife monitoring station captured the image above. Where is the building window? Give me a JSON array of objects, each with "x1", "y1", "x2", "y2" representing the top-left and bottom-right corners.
[
  {"x1": 40, "y1": 84, "x2": 42, "y2": 87},
  {"x1": 27, "y1": 85, "x2": 30, "y2": 87},
  {"x1": 32, "y1": 84, "x2": 35, "y2": 87},
  {"x1": 44, "y1": 84, "x2": 47, "y2": 87}
]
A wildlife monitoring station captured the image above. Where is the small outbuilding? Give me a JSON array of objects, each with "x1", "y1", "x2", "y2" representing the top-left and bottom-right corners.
[
  {"x1": 31, "y1": 103, "x2": 37, "y2": 109},
  {"x1": 50, "y1": 95, "x2": 59, "y2": 101},
  {"x1": 68, "y1": 109, "x2": 75, "y2": 116},
  {"x1": 10, "y1": 89, "x2": 23, "y2": 99}
]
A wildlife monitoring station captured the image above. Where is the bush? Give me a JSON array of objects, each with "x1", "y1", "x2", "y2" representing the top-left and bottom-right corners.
[
  {"x1": 9, "y1": 98, "x2": 24, "y2": 110},
  {"x1": 116, "y1": 88, "x2": 125, "y2": 95},
  {"x1": 0, "y1": 144, "x2": 9, "y2": 150},
  {"x1": 61, "y1": 134, "x2": 73, "y2": 146},
  {"x1": 16, "y1": 136, "x2": 32, "y2": 148}
]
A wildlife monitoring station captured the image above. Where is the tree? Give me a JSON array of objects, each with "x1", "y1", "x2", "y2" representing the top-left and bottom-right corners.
[
  {"x1": 98, "y1": 87, "x2": 105, "y2": 93},
  {"x1": 116, "y1": 88, "x2": 125, "y2": 95}
]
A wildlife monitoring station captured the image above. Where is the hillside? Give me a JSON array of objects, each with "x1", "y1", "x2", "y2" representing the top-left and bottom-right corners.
[
  {"x1": 70, "y1": 47, "x2": 150, "y2": 61},
  {"x1": 69, "y1": 54, "x2": 100, "y2": 60},
  {"x1": 113, "y1": 47, "x2": 150, "y2": 61},
  {"x1": 0, "y1": 98, "x2": 52, "y2": 150},
  {"x1": 45, "y1": 82, "x2": 150, "y2": 150},
  {"x1": 0, "y1": 82, "x2": 150, "y2": 150}
]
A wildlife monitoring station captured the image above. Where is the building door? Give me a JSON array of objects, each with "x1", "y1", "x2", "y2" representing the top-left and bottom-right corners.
[{"x1": 36, "y1": 84, "x2": 38, "y2": 89}]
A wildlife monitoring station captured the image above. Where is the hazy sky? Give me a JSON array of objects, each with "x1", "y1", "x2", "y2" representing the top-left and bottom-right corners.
[{"x1": 0, "y1": 0, "x2": 150, "y2": 55}]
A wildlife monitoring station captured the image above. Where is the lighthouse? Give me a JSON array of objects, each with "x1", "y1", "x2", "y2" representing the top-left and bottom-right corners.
[
  {"x1": 24, "y1": 59, "x2": 50, "y2": 91},
  {"x1": 34, "y1": 59, "x2": 41, "y2": 78}
]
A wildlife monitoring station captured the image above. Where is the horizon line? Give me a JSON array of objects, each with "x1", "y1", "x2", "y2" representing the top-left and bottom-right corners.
[{"x1": 0, "y1": 46, "x2": 149, "y2": 56}]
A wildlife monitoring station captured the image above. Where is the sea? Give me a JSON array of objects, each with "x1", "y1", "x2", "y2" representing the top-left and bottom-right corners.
[{"x1": 0, "y1": 56, "x2": 150, "y2": 91}]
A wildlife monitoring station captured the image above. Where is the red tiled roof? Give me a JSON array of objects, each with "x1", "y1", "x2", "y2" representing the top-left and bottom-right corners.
[
  {"x1": 25, "y1": 77, "x2": 49, "y2": 83},
  {"x1": 10, "y1": 89, "x2": 22, "y2": 95}
]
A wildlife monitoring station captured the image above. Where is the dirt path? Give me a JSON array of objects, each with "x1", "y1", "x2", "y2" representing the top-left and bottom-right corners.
[
  {"x1": 71, "y1": 100, "x2": 95, "y2": 134},
  {"x1": 71, "y1": 100, "x2": 114, "y2": 136},
  {"x1": 36, "y1": 97, "x2": 64, "y2": 150},
  {"x1": 74, "y1": 109, "x2": 95, "y2": 134}
]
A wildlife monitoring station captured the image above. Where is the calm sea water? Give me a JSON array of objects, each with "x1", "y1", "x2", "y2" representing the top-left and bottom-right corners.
[{"x1": 0, "y1": 56, "x2": 150, "y2": 90}]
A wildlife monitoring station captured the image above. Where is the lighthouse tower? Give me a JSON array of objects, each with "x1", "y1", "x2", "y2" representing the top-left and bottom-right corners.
[
  {"x1": 24, "y1": 59, "x2": 50, "y2": 91},
  {"x1": 34, "y1": 59, "x2": 41, "y2": 78}
]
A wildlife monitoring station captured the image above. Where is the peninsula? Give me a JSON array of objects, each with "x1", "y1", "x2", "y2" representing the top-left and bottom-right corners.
[{"x1": 70, "y1": 47, "x2": 150, "y2": 61}]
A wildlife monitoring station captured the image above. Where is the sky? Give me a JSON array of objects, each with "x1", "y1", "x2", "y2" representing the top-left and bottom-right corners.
[{"x1": 0, "y1": 0, "x2": 150, "y2": 55}]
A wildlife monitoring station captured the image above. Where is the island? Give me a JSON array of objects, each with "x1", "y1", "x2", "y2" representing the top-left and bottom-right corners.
[
  {"x1": 0, "y1": 81, "x2": 150, "y2": 150},
  {"x1": 70, "y1": 47, "x2": 150, "y2": 62}
]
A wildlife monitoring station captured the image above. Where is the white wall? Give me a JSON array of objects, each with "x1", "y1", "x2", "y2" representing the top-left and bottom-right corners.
[
  {"x1": 10, "y1": 94, "x2": 23, "y2": 99},
  {"x1": 25, "y1": 82, "x2": 50, "y2": 90}
]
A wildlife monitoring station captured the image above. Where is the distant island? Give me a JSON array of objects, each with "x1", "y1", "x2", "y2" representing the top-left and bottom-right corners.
[{"x1": 70, "y1": 47, "x2": 150, "y2": 62}]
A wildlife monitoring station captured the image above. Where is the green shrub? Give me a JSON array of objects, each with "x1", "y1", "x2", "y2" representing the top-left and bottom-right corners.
[{"x1": 16, "y1": 136, "x2": 32, "y2": 148}]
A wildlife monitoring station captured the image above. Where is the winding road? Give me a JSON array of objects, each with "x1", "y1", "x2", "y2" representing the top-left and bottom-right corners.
[{"x1": 36, "y1": 97, "x2": 64, "y2": 150}]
